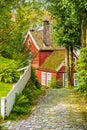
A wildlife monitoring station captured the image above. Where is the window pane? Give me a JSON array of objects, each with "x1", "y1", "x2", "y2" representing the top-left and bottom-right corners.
[
  {"x1": 41, "y1": 72, "x2": 46, "y2": 85},
  {"x1": 74, "y1": 73, "x2": 78, "y2": 86},
  {"x1": 47, "y1": 73, "x2": 52, "y2": 86}
]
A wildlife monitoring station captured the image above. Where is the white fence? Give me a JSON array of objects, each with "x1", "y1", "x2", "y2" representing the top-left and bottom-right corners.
[{"x1": 0, "y1": 65, "x2": 31, "y2": 119}]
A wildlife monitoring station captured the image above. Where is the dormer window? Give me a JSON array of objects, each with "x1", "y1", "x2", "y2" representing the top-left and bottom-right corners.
[{"x1": 28, "y1": 39, "x2": 31, "y2": 45}]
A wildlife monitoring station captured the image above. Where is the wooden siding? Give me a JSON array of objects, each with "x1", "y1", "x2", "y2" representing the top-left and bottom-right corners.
[
  {"x1": 36, "y1": 69, "x2": 56, "y2": 87},
  {"x1": 25, "y1": 34, "x2": 39, "y2": 68}
]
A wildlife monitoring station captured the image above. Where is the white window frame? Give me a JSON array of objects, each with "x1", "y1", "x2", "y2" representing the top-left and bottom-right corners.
[
  {"x1": 41, "y1": 72, "x2": 46, "y2": 85},
  {"x1": 47, "y1": 73, "x2": 52, "y2": 86},
  {"x1": 28, "y1": 39, "x2": 31, "y2": 45},
  {"x1": 74, "y1": 73, "x2": 78, "y2": 86},
  {"x1": 63, "y1": 73, "x2": 67, "y2": 87}
]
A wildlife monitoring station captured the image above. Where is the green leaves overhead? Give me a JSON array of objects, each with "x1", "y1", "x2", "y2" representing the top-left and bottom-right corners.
[
  {"x1": 46, "y1": 0, "x2": 81, "y2": 48},
  {"x1": 0, "y1": 0, "x2": 44, "y2": 59}
]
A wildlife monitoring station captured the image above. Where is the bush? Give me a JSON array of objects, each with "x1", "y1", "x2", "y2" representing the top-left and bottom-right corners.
[
  {"x1": 76, "y1": 47, "x2": 87, "y2": 96},
  {"x1": 6, "y1": 80, "x2": 42, "y2": 120},
  {"x1": 31, "y1": 67, "x2": 41, "y2": 89},
  {"x1": 12, "y1": 94, "x2": 31, "y2": 115},
  {"x1": 0, "y1": 57, "x2": 20, "y2": 83},
  {"x1": 48, "y1": 79, "x2": 62, "y2": 88},
  {"x1": 6, "y1": 66, "x2": 42, "y2": 120}
]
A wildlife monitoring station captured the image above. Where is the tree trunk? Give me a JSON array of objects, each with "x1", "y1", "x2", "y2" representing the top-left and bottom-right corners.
[
  {"x1": 86, "y1": 26, "x2": 87, "y2": 47},
  {"x1": 65, "y1": 47, "x2": 71, "y2": 87},
  {"x1": 69, "y1": 45, "x2": 73, "y2": 86},
  {"x1": 81, "y1": 19, "x2": 86, "y2": 48}
]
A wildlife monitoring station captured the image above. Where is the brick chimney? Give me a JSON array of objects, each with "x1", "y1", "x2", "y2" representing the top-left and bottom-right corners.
[{"x1": 43, "y1": 21, "x2": 50, "y2": 46}]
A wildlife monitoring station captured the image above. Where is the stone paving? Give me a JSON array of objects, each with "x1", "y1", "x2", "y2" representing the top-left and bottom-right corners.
[{"x1": 2, "y1": 89, "x2": 87, "y2": 130}]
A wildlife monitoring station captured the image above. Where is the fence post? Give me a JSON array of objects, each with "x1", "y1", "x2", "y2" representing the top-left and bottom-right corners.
[{"x1": 1, "y1": 97, "x2": 6, "y2": 119}]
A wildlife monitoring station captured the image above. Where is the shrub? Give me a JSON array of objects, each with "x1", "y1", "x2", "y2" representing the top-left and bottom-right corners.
[
  {"x1": 76, "y1": 47, "x2": 87, "y2": 96},
  {"x1": 12, "y1": 94, "x2": 31, "y2": 115},
  {"x1": 0, "y1": 57, "x2": 20, "y2": 83},
  {"x1": 6, "y1": 67, "x2": 42, "y2": 120},
  {"x1": 31, "y1": 67, "x2": 41, "y2": 89},
  {"x1": 6, "y1": 81, "x2": 42, "y2": 120},
  {"x1": 48, "y1": 79, "x2": 62, "y2": 88}
]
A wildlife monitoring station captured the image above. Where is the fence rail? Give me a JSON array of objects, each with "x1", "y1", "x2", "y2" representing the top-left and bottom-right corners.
[{"x1": 0, "y1": 65, "x2": 31, "y2": 119}]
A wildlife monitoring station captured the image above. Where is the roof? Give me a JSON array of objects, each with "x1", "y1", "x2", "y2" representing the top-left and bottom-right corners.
[
  {"x1": 30, "y1": 30, "x2": 58, "y2": 50},
  {"x1": 39, "y1": 50, "x2": 65, "y2": 71}
]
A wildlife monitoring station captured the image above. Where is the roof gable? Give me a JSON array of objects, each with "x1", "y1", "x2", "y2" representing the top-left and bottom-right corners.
[
  {"x1": 30, "y1": 30, "x2": 60, "y2": 50},
  {"x1": 23, "y1": 31, "x2": 40, "y2": 50},
  {"x1": 29, "y1": 31, "x2": 40, "y2": 50}
]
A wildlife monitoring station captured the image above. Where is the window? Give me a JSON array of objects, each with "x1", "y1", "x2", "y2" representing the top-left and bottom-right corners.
[
  {"x1": 47, "y1": 73, "x2": 52, "y2": 86},
  {"x1": 28, "y1": 39, "x2": 31, "y2": 45},
  {"x1": 74, "y1": 73, "x2": 78, "y2": 86},
  {"x1": 41, "y1": 72, "x2": 46, "y2": 85},
  {"x1": 63, "y1": 73, "x2": 67, "y2": 87}
]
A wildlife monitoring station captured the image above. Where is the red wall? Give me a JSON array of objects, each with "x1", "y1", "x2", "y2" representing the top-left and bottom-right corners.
[
  {"x1": 24, "y1": 33, "x2": 77, "y2": 87},
  {"x1": 24, "y1": 34, "x2": 53, "y2": 68},
  {"x1": 36, "y1": 69, "x2": 56, "y2": 87},
  {"x1": 36, "y1": 66, "x2": 76, "y2": 87},
  {"x1": 57, "y1": 65, "x2": 76, "y2": 86},
  {"x1": 57, "y1": 72, "x2": 63, "y2": 86},
  {"x1": 39, "y1": 51, "x2": 53, "y2": 66},
  {"x1": 25, "y1": 34, "x2": 39, "y2": 68}
]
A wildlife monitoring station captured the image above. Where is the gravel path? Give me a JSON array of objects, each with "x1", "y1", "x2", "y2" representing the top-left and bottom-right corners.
[{"x1": 3, "y1": 89, "x2": 87, "y2": 130}]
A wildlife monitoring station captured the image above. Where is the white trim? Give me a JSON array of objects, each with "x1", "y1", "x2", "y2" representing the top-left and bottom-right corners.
[
  {"x1": 56, "y1": 60, "x2": 65, "y2": 72},
  {"x1": 63, "y1": 73, "x2": 67, "y2": 87},
  {"x1": 23, "y1": 31, "x2": 40, "y2": 50},
  {"x1": 47, "y1": 73, "x2": 52, "y2": 86},
  {"x1": 73, "y1": 50, "x2": 79, "y2": 58},
  {"x1": 29, "y1": 31, "x2": 40, "y2": 50},
  {"x1": 74, "y1": 73, "x2": 78, "y2": 86},
  {"x1": 17, "y1": 66, "x2": 29, "y2": 71},
  {"x1": 23, "y1": 31, "x2": 29, "y2": 45},
  {"x1": 41, "y1": 72, "x2": 46, "y2": 85},
  {"x1": 63, "y1": 73, "x2": 65, "y2": 87}
]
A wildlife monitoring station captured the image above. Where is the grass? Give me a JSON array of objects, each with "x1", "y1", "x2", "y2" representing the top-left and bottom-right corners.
[{"x1": 0, "y1": 82, "x2": 12, "y2": 98}]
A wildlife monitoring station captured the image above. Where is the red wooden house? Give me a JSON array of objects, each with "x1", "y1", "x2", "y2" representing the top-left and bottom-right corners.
[{"x1": 24, "y1": 21, "x2": 78, "y2": 87}]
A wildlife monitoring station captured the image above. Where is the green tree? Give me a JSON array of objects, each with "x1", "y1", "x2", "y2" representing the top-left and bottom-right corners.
[
  {"x1": 0, "y1": 0, "x2": 44, "y2": 62},
  {"x1": 71, "y1": 0, "x2": 87, "y2": 47},
  {"x1": 46, "y1": 0, "x2": 81, "y2": 87},
  {"x1": 76, "y1": 47, "x2": 87, "y2": 96}
]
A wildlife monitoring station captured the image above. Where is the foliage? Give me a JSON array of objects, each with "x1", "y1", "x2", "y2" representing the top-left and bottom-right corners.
[
  {"x1": 48, "y1": 79, "x2": 62, "y2": 88},
  {"x1": 0, "y1": 0, "x2": 44, "y2": 62},
  {"x1": 0, "y1": 82, "x2": 12, "y2": 97},
  {"x1": 31, "y1": 67, "x2": 41, "y2": 89},
  {"x1": 0, "y1": 56, "x2": 20, "y2": 83},
  {"x1": 6, "y1": 79, "x2": 42, "y2": 120},
  {"x1": 0, "y1": 125, "x2": 7, "y2": 130},
  {"x1": 46, "y1": 0, "x2": 81, "y2": 48},
  {"x1": 71, "y1": 0, "x2": 87, "y2": 47},
  {"x1": 76, "y1": 47, "x2": 87, "y2": 96},
  {"x1": 46, "y1": 0, "x2": 82, "y2": 87},
  {"x1": 11, "y1": 94, "x2": 30, "y2": 115}
]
